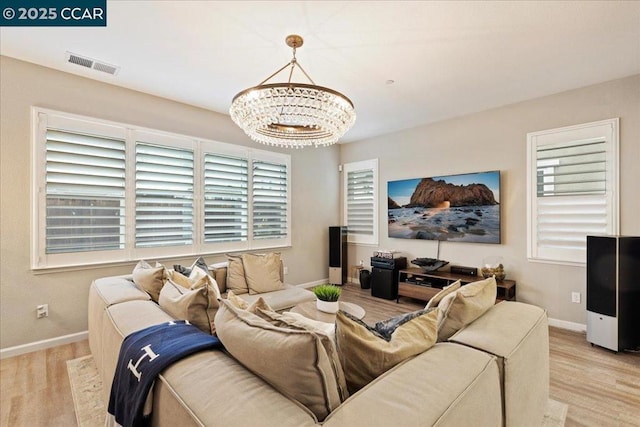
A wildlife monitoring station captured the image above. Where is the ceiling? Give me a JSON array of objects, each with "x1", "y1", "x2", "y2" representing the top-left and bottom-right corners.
[{"x1": 1, "y1": 1, "x2": 639, "y2": 143}]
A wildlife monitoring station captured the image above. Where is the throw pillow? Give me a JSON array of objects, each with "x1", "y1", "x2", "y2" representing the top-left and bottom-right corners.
[
  {"x1": 132, "y1": 260, "x2": 165, "y2": 302},
  {"x1": 214, "y1": 299, "x2": 345, "y2": 421},
  {"x1": 437, "y1": 276, "x2": 497, "y2": 342},
  {"x1": 242, "y1": 252, "x2": 285, "y2": 295},
  {"x1": 425, "y1": 280, "x2": 461, "y2": 309},
  {"x1": 158, "y1": 273, "x2": 221, "y2": 334},
  {"x1": 209, "y1": 261, "x2": 228, "y2": 294},
  {"x1": 226, "y1": 254, "x2": 249, "y2": 295},
  {"x1": 172, "y1": 256, "x2": 209, "y2": 277},
  {"x1": 335, "y1": 308, "x2": 438, "y2": 393}
]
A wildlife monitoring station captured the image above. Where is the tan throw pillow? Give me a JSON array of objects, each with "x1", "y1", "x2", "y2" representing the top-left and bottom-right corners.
[
  {"x1": 210, "y1": 264, "x2": 228, "y2": 294},
  {"x1": 242, "y1": 252, "x2": 285, "y2": 295},
  {"x1": 214, "y1": 299, "x2": 345, "y2": 421},
  {"x1": 437, "y1": 276, "x2": 497, "y2": 342},
  {"x1": 159, "y1": 274, "x2": 221, "y2": 334},
  {"x1": 226, "y1": 255, "x2": 248, "y2": 295},
  {"x1": 336, "y1": 308, "x2": 438, "y2": 394},
  {"x1": 132, "y1": 260, "x2": 165, "y2": 302},
  {"x1": 225, "y1": 290, "x2": 250, "y2": 310},
  {"x1": 335, "y1": 308, "x2": 438, "y2": 393},
  {"x1": 425, "y1": 280, "x2": 461, "y2": 309}
]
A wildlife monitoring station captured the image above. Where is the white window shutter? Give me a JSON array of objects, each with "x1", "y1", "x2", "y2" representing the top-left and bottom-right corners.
[
  {"x1": 45, "y1": 129, "x2": 126, "y2": 254},
  {"x1": 203, "y1": 153, "x2": 248, "y2": 243},
  {"x1": 135, "y1": 142, "x2": 194, "y2": 248},
  {"x1": 252, "y1": 160, "x2": 288, "y2": 240},
  {"x1": 527, "y1": 119, "x2": 618, "y2": 265},
  {"x1": 344, "y1": 159, "x2": 378, "y2": 245}
]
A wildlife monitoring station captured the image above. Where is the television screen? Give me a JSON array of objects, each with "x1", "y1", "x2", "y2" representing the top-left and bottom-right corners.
[{"x1": 388, "y1": 170, "x2": 500, "y2": 244}]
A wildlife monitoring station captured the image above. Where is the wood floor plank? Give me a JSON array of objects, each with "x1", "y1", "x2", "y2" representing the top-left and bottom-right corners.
[{"x1": 0, "y1": 284, "x2": 637, "y2": 426}]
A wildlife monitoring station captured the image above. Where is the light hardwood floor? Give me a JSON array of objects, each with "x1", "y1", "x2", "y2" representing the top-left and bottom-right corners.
[{"x1": 1, "y1": 283, "x2": 638, "y2": 426}]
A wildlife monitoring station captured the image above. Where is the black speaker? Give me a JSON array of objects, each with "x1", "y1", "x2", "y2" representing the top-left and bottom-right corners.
[
  {"x1": 587, "y1": 235, "x2": 640, "y2": 352},
  {"x1": 359, "y1": 269, "x2": 371, "y2": 289},
  {"x1": 329, "y1": 226, "x2": 347, "y2": 285}
]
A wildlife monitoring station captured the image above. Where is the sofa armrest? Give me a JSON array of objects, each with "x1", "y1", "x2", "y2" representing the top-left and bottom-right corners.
[{"x1": 449, "y1": 301, "x2": 549, "y2": 426}]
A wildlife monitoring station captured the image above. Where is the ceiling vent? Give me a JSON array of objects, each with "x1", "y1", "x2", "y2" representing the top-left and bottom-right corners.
[{"x1": 66, "y1": 52, "x2": 120, "y2": 76}]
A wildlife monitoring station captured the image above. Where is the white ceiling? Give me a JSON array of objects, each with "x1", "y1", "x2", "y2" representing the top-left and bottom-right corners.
[{"x1": 2, "y1": 1, "x2": 639, "y2": 143}]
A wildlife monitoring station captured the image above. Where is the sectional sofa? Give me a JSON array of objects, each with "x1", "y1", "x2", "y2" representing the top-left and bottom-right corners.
[{"x1": 88, "y1": 265, "x2": 549, "y2": 426}]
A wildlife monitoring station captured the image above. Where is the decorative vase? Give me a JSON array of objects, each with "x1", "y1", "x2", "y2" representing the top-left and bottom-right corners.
[{"x1": 316, "y1": 299, "x2": 339, "y2": 314}]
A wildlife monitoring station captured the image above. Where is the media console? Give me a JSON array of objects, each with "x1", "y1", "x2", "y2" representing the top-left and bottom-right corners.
[{"x1": 397, "y1": 268, "x2": 516, "y2": 303}]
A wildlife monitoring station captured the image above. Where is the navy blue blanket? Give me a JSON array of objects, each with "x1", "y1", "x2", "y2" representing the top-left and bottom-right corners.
[{"x1": 108, "y1": 320, "x2": 222, "y2": 427}]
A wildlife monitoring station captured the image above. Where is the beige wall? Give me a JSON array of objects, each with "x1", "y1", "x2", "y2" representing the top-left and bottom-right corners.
[
  {"x1": 0, "y1": 56, "x2": 340, "y2": 350},
  {"x1": 340, "y1": 74, "x2": 640, "y2": 326}
]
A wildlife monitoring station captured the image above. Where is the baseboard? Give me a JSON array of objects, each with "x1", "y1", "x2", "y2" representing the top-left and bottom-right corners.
[
  {"x1": 0, "y1": 331, "x2": 88, "y2": 360},
  {"x1": 548, "y1": 317, "x2": 586, "y2": 332},
  {"x1": 296, "y1": 278, "x2": 329, "y2": 289}
]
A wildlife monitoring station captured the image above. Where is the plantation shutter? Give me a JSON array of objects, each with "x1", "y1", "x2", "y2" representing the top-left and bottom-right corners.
[
  {"x1": 203, "y1": 153, "x2": 248, "y2": 243},
  {"x1": 527, "y1": 119, "x2": 618, "y2": 264},
  {"x1": 347, "y1": 169, "x2": 375, "y2": 239},
  {"x1": 45, "y1": 129, "x2": 126, "y2": 254},
  {"x1": 135, "y1": 142, "x2": 194, "y2": 247},
  {"x1": 342, "y1": 159, "x2": 378, "y2": 245},
  {"x1": 252, "y1": 160, "x2": 288, "y2": 240}
]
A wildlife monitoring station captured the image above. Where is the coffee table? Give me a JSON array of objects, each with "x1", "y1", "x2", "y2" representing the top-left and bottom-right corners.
[{"x1": 290, "y1": 301, "x2": 366, "y2": 323}]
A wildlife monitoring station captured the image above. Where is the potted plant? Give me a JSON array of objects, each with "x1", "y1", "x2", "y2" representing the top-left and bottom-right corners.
[{"x1": 313, "y1": 284, "x2": 341, "y2": 314}]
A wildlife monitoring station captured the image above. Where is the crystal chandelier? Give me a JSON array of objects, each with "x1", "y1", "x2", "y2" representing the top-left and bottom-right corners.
[{"x1": 229, "y1": 35, "x2": 356, "y2": 149}]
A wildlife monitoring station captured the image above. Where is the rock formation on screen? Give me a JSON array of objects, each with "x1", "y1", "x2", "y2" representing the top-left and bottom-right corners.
[{"x1": 406, "y1": 178, "x2": 497, "y2": 208}]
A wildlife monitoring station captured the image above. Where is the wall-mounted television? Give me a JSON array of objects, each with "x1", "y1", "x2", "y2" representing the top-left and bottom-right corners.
[{"x1": 388, "y1": 170, "x2": 500, "y2": 244}]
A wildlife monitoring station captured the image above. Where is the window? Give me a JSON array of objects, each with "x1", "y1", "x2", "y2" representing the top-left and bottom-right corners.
[
  {"x1": 32, "y1": 108, "x2": 291, "y2": 269},
  {"x1": 343, "y1": 159, "x2": 378, "y2": 245},
  {"x1": 526, "y1": 119, "x2": 619, "y2": 265}
]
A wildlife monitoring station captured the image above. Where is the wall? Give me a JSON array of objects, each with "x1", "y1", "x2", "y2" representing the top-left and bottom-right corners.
[
  {"x1": 340, "y1": 74, "x2": 640, "y2": 327},
  {"x1": 0, "y1": 56, "x2": 340, "y2": 351}
]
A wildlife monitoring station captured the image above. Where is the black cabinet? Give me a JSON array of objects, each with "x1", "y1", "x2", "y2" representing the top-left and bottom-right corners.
[{"x1": 587, "y1": 235, "x2": 640, "y2": 352}]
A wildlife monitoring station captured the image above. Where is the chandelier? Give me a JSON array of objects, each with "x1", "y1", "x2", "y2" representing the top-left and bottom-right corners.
[{"x1": 229, "y1": 35, "x2": 356, "y2": 149}]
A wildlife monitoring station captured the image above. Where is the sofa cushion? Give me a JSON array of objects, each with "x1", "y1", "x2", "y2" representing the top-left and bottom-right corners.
[
  {"x1": 158, "y1": 274, "x2": 221, "y2": 334},
  {"x1": 425, "y1": 280, "x2": 461, "y2": 309},
  {"x1": 242, "y1": 252, "x2": 285, "y2": 295},
  {"x1": 132, "y1": 260, "x2": 165, "y2": 302},
  {"x1": 322, "y1": 343, "x2": 501, "y2": 427},
  {"x1": 239, "y1": 285, "x2": 316, "y2": 311},
  {"x1": 437, "y1": 276, "x2": 496, "y2": 342},
  {"x1": 215, "y1": 299, "x2": 344, "y2": 421},
  {"x1": 335, "y1": 308, "x2": 438, "y2": 393},
  {"x1": 226, "y1": 254, "x2": 249, "y2": 295},
  {"x1": 449, "y1": 301, "x2": 549, "y2": 426}
]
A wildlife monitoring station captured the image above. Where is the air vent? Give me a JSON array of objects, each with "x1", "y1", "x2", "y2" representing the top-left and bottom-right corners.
[{"x1": 66, "y1": 52, "x2": 120, "y2": 76}]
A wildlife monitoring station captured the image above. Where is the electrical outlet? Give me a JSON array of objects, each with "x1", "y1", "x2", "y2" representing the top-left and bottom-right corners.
[
  {"x1": 571, "y1": 292, "x2": 581, "y2": 304},
  {"x1": 36, "y1": 304, "x2": 49, "y2": 318},
  {"x1": 283, "y1": 266, "x2": 289, "y2": 275}
]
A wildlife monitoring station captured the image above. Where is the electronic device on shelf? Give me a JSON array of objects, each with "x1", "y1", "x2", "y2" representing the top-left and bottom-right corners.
[{"x1": 411, "y1": 257, "x2": 449, "y2": 272}]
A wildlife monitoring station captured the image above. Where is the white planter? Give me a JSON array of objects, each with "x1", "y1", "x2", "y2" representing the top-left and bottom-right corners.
[{"x1": 316, "y1": 299, "x2": 339, "y2": 314}]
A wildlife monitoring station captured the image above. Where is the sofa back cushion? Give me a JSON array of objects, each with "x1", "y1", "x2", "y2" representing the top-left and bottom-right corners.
[
  {"x1": 215, "y1": 299, "x2": 344, "y2": 421},
  {"x1": 226, "y1": 254, "x2": 249, "y2": 294},
  {"x1": 242, "y1": 252, "x2": 286, "y2": 294},
  {"x1": 437, "y1": 276, "x2": 497, "y2": 341}
]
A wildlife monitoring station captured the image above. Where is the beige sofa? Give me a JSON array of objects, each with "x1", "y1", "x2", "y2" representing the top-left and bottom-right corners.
[{"x1": 88, "y1": 270, "x2": 549, "y2": 427}]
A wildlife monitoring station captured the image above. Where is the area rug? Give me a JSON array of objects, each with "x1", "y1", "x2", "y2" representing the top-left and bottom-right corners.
[
  {"x1": 68, "y1": 355, "x2": 569, "y2": 426},
  {"x1": 66, "y1": 355, "x2": 105, "y2": 427}
]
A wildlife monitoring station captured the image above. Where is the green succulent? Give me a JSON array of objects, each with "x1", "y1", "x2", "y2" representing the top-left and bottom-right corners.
[{"x1": 313, "y1": 284, "x2": 341, "y2": 302}]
